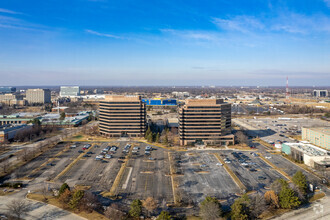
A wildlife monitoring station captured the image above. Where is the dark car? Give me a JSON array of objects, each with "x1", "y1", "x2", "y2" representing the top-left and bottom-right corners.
[
  {"x1": 249, "y1": 168, "x2": 257, "y2": 172},
  {"x1": 87, "y1": 152, "x2": 93, "y2": 154},
  {"x1": 258, "y1": 176, "x2": 266, "y2": 180},
  {"x1": 78, "y1": 150, "x2": 84, "y2": 153}
]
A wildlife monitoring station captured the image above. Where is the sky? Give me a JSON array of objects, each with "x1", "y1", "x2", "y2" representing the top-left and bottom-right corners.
[{"x1": 0, "y1": 0, "x2": 330, "y2": 86}]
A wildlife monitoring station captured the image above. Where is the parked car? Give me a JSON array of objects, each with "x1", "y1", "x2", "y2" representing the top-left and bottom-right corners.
[{"x1": 105, "y1": 154, "x2": 112, "y2": 159}]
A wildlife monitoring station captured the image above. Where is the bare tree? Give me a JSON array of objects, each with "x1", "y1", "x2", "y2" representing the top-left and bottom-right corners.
[
  {"x1": 236, "y1": 131, "x2": 248, "y2": 145},
  {"x1": 79, "y1": 191, "x2": 102, "y2": 213},
  {"x1": 104, "y1": 204, "x2": 125, "y2": 220},
  {"x1": 143, "y1": 197, "x2": 158, "y2": 217},
  {"x1": 199, "y1": 201, "x2": 221, "y2": 220},
  {"x1": 249, "y1": 194, "x2": 267, "y2": 218},
  {"x1": 1, "y1": 159, "x2": 10, "y2": 173},
  {"x1": 6, "y1": 199, "x2": 29, "y2": 219}
]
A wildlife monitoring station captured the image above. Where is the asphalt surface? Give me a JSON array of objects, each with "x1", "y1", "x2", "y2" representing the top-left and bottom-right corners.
[{"x1": 176, "y1": 151, "x2": 240, "y2": 203}]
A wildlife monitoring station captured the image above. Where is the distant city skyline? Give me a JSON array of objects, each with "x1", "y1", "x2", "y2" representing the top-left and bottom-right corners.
[{"x1": 0, "y1": 0, "x2": 330, "y2": 86}]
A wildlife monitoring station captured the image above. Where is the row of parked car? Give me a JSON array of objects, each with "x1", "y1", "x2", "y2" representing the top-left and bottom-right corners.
[{"x1": 95, "y1": 145, "x2": 117, "y2": 160}]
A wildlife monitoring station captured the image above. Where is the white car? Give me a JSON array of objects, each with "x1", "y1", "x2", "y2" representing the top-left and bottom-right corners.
[
  {"x1": 265, "y1": 156, "x2": 272, "y2": 159},
  {"x1": 216, "y1": 163, "x2": 223, "y2": 166},
  {"x1": 105, "y1": 154, "x2": 112, "y2": 159},
  {"x1": 133, "y1": 147, "x2": 139, "y2": 150},
  {"x1": 224, "y1": 160, "x2": 231, "y2": 164}
]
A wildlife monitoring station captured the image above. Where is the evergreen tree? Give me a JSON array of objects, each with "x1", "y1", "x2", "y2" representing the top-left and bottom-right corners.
[
  {"x1": 155, "y1": 133, "x2": 160, "y2": 143},
  {"x1": 279, "y1": 186, "x2": 301, "y2": 209},
  {"x1": 59, "y1": 183, "x2": 70, "y2": 196},
  {"x1": 231, "y1": 194, "x2": 250, "y2": 220},
  {"x1": 69, "y1": 190, "x2": 84, "y2": 210},
  {"x1": 156, "y1": 211, "x2": 172, "y2": 220},
  {"x1": 129, "y1": 199, "x2": 142, "y2": 218},
  {"x1": 145, "y1": 126, "x2": 151, "y2": 139},
  {"x1": 292, "y1": 171, "x2": 308, "y2": 195},
  {"x1": 147, "y1": 132, "x2": 154, "y2": 142}
]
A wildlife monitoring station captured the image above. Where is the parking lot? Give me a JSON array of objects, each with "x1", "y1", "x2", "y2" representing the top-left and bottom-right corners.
[
  {"x1": 175, "y1": 151, "x2": 240, "y2": 203},
  {"x1": 222, "y1": 151, "x2": 285, "y2": 191}
]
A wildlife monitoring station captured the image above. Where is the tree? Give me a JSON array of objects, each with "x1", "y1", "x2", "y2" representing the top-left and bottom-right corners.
[
  {"x1": 31, "y1": 118, "x2": 41, "y2": 127},
  {"x1": 6, "y1": 199, "x2": 29, "y2": 219},
  {"x1": 271, "y1": 178, "x2": 288, "y2": 195},
  {"x1": 292, "y1": 171, "x2": 307, "y2": 196},
  {"x1": 79, "y1": 191, "x2": 102, "y2": 213},
  {"x1": 1, "y1": 159, "x2": 10, "y2": 173},
  {"x1": 129, "y1": 199, "x2": 142, "y2": 218},
  {"x1": 236, "y1": 131, "x2": 248, "y2": 145},
  {"x1": 163, "y1": 134, "x2": 169, "y2": 145},
  {"x1": 60, "y1": 112, "x2": 66, "y2": 120},
  {"x1": 279, "y1": 186, "x2": 301, "y2": 209},
  {"x1": 156, "y1": 211, "x2": 172, "y2": 220},
  {"x1": 58, "y1": 188, "x2": 72, "y2": 208},
  {"x1": 231, "y1": 194, "x2": 250, "y2": 220},
  {"x1": 69, "y1": 190, "x2": 84, "y2": 210},
  {"x1": 199, "y1": 196, "x2": 222, "y2": 220},
  {"x1": 147, "y1": 132, "x2": 154, "y2": 143},
  {"x1": 264, "y1": 190, "x2": 279, "y2": 209},
  {"x1": 155, "y1": 133, "x2": 160, "y2": 143},
  {"x1": 145, "y1": 126, "x2": 151, "y2": 139},
  {"x1": 249, "y1": 194, "x2": 266, "y2": 218},
  {"x1": 143, "y1": 197, "x2": 158, "y2": 217},
  {"x1": 59, "y1": 183, "x2": 70, "y2": 196},
  {"x1": 104, "y1": 204, "x2": 125, "y2": 220}
]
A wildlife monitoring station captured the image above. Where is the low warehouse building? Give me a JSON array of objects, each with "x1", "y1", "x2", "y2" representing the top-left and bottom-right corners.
[
  {"x1": 0, "y1": 124, "x2": 32, "y2": 143},
  {"x1": 282, "y1": 142, "x2": 330, "y2": 169}
]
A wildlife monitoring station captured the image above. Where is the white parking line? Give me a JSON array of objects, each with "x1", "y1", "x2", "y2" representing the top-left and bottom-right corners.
[{"x1": 122, "y1": 167, "x2": 133, "y2": 189}]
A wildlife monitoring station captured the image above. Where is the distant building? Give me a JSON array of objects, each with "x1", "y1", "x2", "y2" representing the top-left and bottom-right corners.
[
  {"x1": 26, "y1": 89, "x2": 51, "y2": 104},
  {"x1": 0, "y1": 113, "x2": 40, "y2": 126},
  {"x1": 179, "y1": 99, "x2": 234, "y2": 146},
  {"x1": 313, "y1": 90, "x2": 328, "y2": 97},
  {"x1": 282, "y1": 142, "x2": 330, "y2": 169},
  {"x1": 0, "y1": 94, "x2": 26, "y2": 106},
  {"x1": 302, "y1": 127, "x2": 330, "y2": 150},
  {"x1": 60, "y1": 86, "x2": 80, "y2": 97},
  {"x1": 0, "y1": 124, "x2": 32, "y2": 143},
  {"x1": 0, "y1": 87, "x2": 16, "y2": 94},
  {"x1": 142, "y1": 98, "x2": 177, "y2": 106},
  {"x1": 99, "y1": 95, "x2": 146, "y2": 137}
]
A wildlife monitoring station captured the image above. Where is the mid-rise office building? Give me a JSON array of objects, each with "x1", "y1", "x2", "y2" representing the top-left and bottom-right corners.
[
  {"x1": 0, "y1": 87, "x2": 16, "y2": 94},
  {"x1": 60, "y1": 86, "x2": 80, "y2": 97},
  {"x1": 26, "y1": 89, "x2": 51, "y2": 104},
  {"x1": 313, "y1": 90, "x2": 328, "y2": 97},
  {"x1": 302, "y1": 127, "x2": 330, "y2": 150},
  {"x1": 179, "y1": 99, "x2": 233, "y2": 146},
  {"x1": 99, "y1": 95, "x2": 146, "y2": 137}
]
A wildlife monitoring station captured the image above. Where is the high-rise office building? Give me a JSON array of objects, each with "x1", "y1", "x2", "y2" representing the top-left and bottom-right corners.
[
  {"x1": 179, "y1": 99, "x2": 233, "y2": 146},
  {"x1": 99, "y1": 95, "x2": 146, "y2": 137},
  {"x1": 26, "y1": 89, "x2": 51, "y2": 104},
  {"x1": 60, "y1": 86, "x2": 80, "y2": 97}
]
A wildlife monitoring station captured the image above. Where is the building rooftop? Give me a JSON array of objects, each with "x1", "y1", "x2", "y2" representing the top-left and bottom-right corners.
[
  {"x1": 185, "y1": 98, "x2": 224, "y2": 106},
  {"x1": 103, "y1": 95, "x2": 141, "y2": 101},
  {"x1": 0, "y1": 124, "x2": 29, "y2": 132},
  {"x1": 284, "y1": 142, "x2": 328, "y2": 157},
  {"x1": 304, "y1": 127, "x2": 330, "y2": 136}
]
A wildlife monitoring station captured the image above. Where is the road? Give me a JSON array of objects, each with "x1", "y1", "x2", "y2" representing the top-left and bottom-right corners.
[{"x1": 273, "y1": 194, "x2": 330, "y2": 220}]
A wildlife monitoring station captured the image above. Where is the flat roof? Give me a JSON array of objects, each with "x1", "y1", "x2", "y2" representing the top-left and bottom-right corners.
[
  {"x1": 103, "y1": 95, "x2": 141, "y2": 101},
  {"x1": 283, "y1": 142, "x2": 328, "y2": 157},
  {"x1": 303, "y1": 127, "x2": 330, "y2": 136}
]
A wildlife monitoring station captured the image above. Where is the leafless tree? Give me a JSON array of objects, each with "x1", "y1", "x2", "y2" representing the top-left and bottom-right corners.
[
  {"x1": 199, "y1": 201, "x2": 221, "y2": 220},
  {"x1": 104, "y1": 204, "x2": 125, "y2": 220},
  {"x1": 1, "y1": 159, "x2": 10, "y2": 173},
  {"x1": 249, "y1": 193, "x2": 267, "y2": 218},
  {"x1": 236, "y1": 131, "x2": 248, "y2": 145},
  {"x1": 6, "y1": 199, "x2": 29, "y2": 219},
  {"x1": 79, "y1": 191, "x2": 102, "y2": 213},
  {"x1": 143, "y1": 197, "x2": 158, "y2": 217}
]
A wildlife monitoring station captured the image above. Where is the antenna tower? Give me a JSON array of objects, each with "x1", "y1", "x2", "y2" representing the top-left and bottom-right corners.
[{"x1": 286, "y1": 76, "x2": 289, "y2": 99}]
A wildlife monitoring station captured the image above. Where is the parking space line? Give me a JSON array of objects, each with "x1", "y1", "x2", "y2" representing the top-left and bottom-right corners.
[
  {"x1": 257, "y1": 153, "x2": 291, "y2": 181},
  {"x1": 213, "y1": 153, "x2": 247, "y2": 192}
]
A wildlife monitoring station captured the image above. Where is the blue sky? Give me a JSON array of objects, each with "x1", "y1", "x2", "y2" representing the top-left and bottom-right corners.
[{"x1": 0, "y1": 0, "x2": 330, "y2": 86}]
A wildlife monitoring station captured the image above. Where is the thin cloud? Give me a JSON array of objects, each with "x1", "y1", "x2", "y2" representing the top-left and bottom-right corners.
[
  {"x1": 0, "y1": 15, "x2": 47, "y2": 31},
  {"x1": 85, "y1": 29, "x2": 123, "y2": 39},
  {"x1": 160, "y1": 29, "x2": 220, "y2": 41},
  {"x1": 0, "y1": 8, "x2": 22, "y2": 15},
  {"x1": 212, "y1": 16, "x2": 264, "y2": 33}
]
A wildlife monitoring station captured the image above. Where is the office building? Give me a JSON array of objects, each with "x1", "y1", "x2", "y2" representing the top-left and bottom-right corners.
[
  {"x1": 179, "y1": 99, "x2": 233, "y2": 146},
  {"x1": 0, "y1": 87, "x2": 16, "y2": 94},
  {"x1": 99, "y1": 95, "x2": 146, "y2": 137},
  {"x1": 302, "y1": 127, "x2": 330, "y2": 150},
  {"x1": 60, "y1": 86, "x2": 80, "y2": 97},
  {"x1": 313, "y1": 90, "x2": 328, "y2": 97},
  {"x1": 26, "y1": 89, "x2": 51, "y2": 104}
]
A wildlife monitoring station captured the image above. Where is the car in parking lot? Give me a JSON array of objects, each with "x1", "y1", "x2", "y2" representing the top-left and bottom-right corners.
[
  {"x1": 78, "y1": 150, "x2": 84, "y2": 153},
  {"x1": 133, "y1": 147, "x2": 139, "y2": 150},
  {"x1": 258, "y1": 176, "x2": 266, "y2": 180},
  {"x1": 145, "y1": 146, "x2": 152, "y2": 151},
  {"x1": 249, "y1": 168, "x2": 257, "y2": 172},
  {"x1": 86, "y1": 151, "x2": 93, "y2": 154},
  {"x1": 105, "y1": 154, "x2": 112, "y2": 159},
  {"x1": 148, "y1": 157, "x2": 155, "y2": 160},
  {"x1": 70, "y1": 145, "x2": 77, "y2": 149},
  {"x1": 265, "y1": 156, "x2": 272, "y2": 159},
  {"x1": 216, "y1": 163, "x2": 223, "y2": 166},
  {"x1": 145, "y1": 150, "x2": 151, "y2": 155}
]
